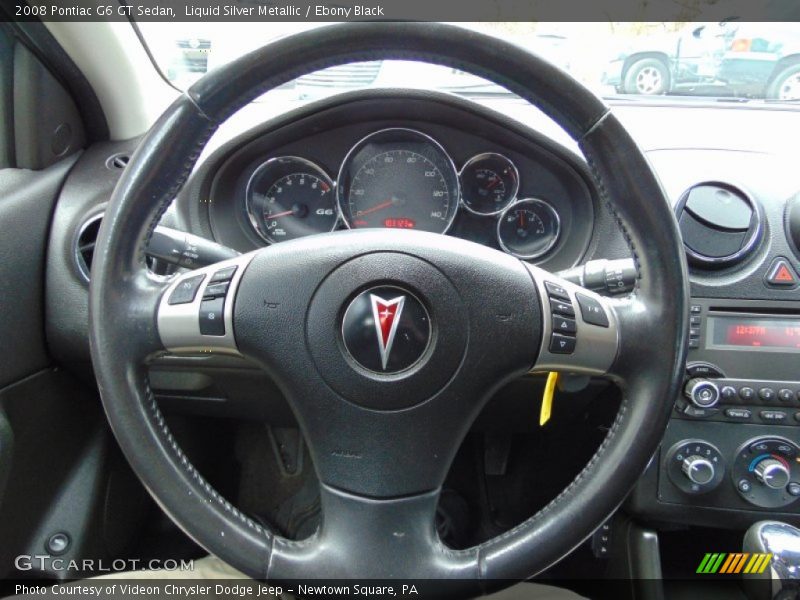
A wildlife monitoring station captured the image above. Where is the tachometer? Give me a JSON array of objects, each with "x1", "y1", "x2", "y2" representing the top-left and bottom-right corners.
[
  {"x1": 337, "y1": 129, "x2": 459, "y2": 234},
  {"x1": 246, "y1": 156, "x2": 337, "y2": 244}
]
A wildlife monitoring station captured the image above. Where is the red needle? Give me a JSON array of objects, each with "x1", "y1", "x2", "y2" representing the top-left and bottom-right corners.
[
  {"x1": 486, "y1": 177, "x2": 501, "y2": 190},
  {"x1": 518, "y1": 211, "x2": 525, "y2": 228},
  {"x1": 357, "y1": 199, "x2": 394, "y2": 216},
  {"x1": 268, "y1": 209, "x2": 294, "y2": 219}
]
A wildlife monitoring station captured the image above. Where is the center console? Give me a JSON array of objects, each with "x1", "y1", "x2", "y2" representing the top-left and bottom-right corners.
[{"x1": 629, "y1": 297, "x2": 800, "y2": 527}]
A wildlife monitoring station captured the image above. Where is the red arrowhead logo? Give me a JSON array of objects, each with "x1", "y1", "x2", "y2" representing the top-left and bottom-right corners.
[{"x1": 370, "y1": 294, "x2": 406, "y2": 370}]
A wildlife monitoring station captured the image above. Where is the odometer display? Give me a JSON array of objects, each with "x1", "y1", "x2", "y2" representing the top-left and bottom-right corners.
[{"x1": 337, "y1": 129, "x2": 459, "y2": 234}]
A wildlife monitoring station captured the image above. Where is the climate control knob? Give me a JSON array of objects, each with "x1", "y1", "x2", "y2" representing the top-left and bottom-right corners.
[
  {"x1": 755, "y1": 458, "x2": 791, "y2": 490},
  {"x1": 682, "y1": 455, "x2": 716, "y2": 485},
  {"x1": 684, "y1": 378, "x2": 720, "y2": 408}
]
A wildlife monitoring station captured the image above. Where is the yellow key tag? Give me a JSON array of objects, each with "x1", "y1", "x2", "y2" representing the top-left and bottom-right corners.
[{"x1": 540, "y1": 372, "x2": 559, "y2": 426}]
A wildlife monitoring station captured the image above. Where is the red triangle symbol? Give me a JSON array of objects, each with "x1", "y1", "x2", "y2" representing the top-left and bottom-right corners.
[{"x1": 775, "y1": 265, "x2": 794, "y2": 282}]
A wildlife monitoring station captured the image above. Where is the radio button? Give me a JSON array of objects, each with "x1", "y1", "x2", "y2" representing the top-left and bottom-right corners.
[
  {"x1": 739, "y1": 387, "x2": 756, "y2": 401},
  {"x1": 760, "y1": 410, "x2": 787, "y2": 422},
  {"x1": 778, "y1": 389, "x2": 795, "y2": 403},
  {"x1": 759, "y1": 388, "x2": 777, "y2": 402},
  {"x1": 721, "y1": 386, "x2": 738, "y2": 401},
  {"x1": 683, "y1": 405, "x2": 720, "y2": 418},
  {"x1": 686, "y1": 363, "x2": 725, "y2": 378},
  {"x1": 725, "y1": 408, "x2": 752, "y2": 420}
]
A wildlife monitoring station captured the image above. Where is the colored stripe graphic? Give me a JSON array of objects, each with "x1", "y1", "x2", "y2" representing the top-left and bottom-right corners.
[
  {"x1": 719, "y1": 554, "x2": 736, "y2": 574},
  {"x1": 699, "y1": 553, "x2": 772, "y2": 574},
  {"x1": 733, "y1": 553, "x2": 750, "y2": 574}
]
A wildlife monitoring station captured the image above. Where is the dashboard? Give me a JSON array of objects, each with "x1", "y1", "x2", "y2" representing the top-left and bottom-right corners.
[
  {"x1": 187, "y1": 91, "x2": 597, "y2": 274},
  {"x1": 43, "y1": 88, "x2": 800, "y2": 533}
]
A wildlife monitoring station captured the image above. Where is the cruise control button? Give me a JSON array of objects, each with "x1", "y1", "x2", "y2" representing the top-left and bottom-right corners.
[
  {"x1": 759, "y1": 388, "x2": 777, "y2": 402},
  {"x1": 199, "y1": 297, "x2": 226, "y2": 336},
  {"x1": 549, "y1": 299, "x2": 575, "y2": 317},
  {"x1": 760, "y1": 410, "x2": 787, "y2": 422},
  {"x1": 167, "y1": 274, "x2": 206, "y2": 305},
  {"x1": 552, "y1": 315, "x2": 577, "y2": 335},
  {"x1": 778, "y1": 389, "x2": 795, "y2": 403},
  {"x1": 549, "y1": 333, "x2": 576, "y2": 354},
  {"x1": 739, "y1": 387, "x2": 755, "y2": 401},
  {"x1": 575, "y1": 293, "x2": 609, "y2": 327},
  {"x1": 209, "y1": 265, "x2": 237, "y2": 283},
  {"x1": 725, "y1": 408, "x2": 751, "y2": 420},
  {"x1": 544, "y1": 281, "x2": 569, "y2": 300},
  {"x1": 203, "y1": 281, "x2": 230, "y2": 300}
]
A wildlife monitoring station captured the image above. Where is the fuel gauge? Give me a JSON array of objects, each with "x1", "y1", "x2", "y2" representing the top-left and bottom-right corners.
[
  {"x1": 497, "y1": 198, "x2": 560, "y2": 259},
  {"x1": 459, "y1": 153, "x2": 519, "y2": 216}
]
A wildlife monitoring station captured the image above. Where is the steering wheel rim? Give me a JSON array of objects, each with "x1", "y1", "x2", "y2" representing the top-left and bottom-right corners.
[{"x1": 89, "y1": 22, "x2": 688, "y2": 592}]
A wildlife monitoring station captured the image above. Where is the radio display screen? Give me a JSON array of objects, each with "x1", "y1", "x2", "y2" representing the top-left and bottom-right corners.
[{"x1": 708, "y1": 315, "x2": 800, "y2": 351}]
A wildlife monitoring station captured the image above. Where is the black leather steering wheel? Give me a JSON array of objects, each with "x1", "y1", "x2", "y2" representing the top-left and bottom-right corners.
[{"x1": 89, "y1": 22, "x2": 688, "y2": 593}]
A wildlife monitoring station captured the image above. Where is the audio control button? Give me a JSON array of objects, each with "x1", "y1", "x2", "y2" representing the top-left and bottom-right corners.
[
  {"x1": 683, "y1": 405, "x2": 719, "y2": 418},
  {"x1": 721, "y1": 386, "x2": 738, "y2": 401},
  {"x1": 685, "y1": 379, "x2": 720, "y2": 408},
  {"x1": 759, "y1": 387, "x2": 777, "y2": 402},
  {"x1": 739, "y1": 387, "x2": 756, "y2": 401},
  {"x1": 686, "y1": 362, "x2": 725, "y2": 378},
  {"x1": 725, "y1": 408, "x2": 752, "y2": 420},
  {"x1": 789, "y1": 483, "x2": 800, "y2": 497},
  {"x1": 778, "y1": 389, "x2": 795, "y2": 403},
  {"x1": 760, "y1": 410, "x2": 787, "y2": 422}
]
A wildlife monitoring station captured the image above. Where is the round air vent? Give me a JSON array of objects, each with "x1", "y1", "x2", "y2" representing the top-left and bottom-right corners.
[
  {"x1": 676, "y1": 182, "x2": 763, "y2": 268},
  {"x1": 75, "y1": 212, "x2": 103, "y2": 282}
]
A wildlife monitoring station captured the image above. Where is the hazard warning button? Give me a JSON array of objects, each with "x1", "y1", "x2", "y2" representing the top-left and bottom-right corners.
[{"x1": 765, "y1": 257, "x2": 798, "y2": 288}]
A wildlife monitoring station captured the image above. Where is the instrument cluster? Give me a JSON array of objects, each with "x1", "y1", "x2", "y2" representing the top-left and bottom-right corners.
[{"x1": 245, "y1": 127, "x2": 562, "y2": 260}]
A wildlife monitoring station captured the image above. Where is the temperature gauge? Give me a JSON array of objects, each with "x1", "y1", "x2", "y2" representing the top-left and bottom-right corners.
[
  {"x1": 497, "y1": 198, "x2": 560, "y2": 259},
  {"x1": 459, "y1": 153, "x2": 519, "y2": 216}
]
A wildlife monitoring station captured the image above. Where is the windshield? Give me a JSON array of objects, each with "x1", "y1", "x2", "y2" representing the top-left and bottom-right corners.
[{"x1": 137, "y1": 22, "x2": 800, "y2": 105}]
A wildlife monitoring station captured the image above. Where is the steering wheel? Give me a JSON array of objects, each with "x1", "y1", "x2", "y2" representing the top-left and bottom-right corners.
[{"x1": 89, "y1": 22, "x2": 688, "y2": 593}]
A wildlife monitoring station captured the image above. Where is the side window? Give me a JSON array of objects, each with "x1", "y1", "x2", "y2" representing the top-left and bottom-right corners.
[{"x1": 0, "y1": 24, "x2": 85, "y2": 171}]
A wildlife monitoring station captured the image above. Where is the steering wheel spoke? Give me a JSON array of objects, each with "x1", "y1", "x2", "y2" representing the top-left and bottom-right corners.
[
  {"x1": 157, "y1": 253, "x2": 255, "y2": 355},
  {"x1": 270, "y1": 483, "x2": 480, "y2": 581}
]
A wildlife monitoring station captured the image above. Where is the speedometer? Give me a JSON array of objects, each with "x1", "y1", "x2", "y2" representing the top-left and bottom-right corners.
[{"x1": 337, "y1": 129, "x2": 459, "y2": 234}]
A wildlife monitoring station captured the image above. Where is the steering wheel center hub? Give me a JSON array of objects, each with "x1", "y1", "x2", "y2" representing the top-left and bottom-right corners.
[
  {"x1": 304, "y1": 250, "x2": 467, "y2": 411},
  {"x1": 341, "y1": 285, "x2": 431, "y2": 374}
]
